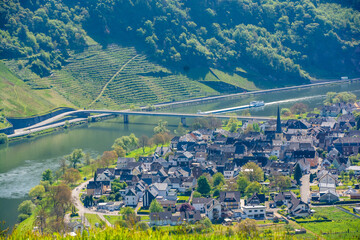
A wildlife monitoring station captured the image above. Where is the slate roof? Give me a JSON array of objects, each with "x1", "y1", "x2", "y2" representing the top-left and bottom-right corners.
[{"x1": 219, "y1": 191, "x2": 241, "y2": 203}]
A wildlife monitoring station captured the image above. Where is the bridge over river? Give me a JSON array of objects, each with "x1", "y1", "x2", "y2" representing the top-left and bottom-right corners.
[{"x1": 8, "y1": 109, "x2": 274, "y2": 138}]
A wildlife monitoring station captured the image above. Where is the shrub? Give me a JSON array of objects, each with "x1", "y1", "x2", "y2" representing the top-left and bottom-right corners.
[{"x1": 0, "y1": 133, "x2": 8, "y2": 145}]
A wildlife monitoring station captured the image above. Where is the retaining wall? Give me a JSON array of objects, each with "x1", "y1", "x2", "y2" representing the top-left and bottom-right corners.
[{"x1": 6, "y1": 107, "x2": 76, "y2": 129}]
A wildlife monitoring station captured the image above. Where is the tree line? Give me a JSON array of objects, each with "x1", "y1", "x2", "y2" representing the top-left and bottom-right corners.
[{"x1": 1, "y1": 0, "x2": 359, "y2": 82}]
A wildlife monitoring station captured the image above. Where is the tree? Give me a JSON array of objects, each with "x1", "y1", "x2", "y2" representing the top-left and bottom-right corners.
[
  {"x1": 294, "y1": 163, "x2": 302, "y2": 185},
  {"x1": 49, "y1": 184, "x2": 72, "y2": 225},
  {"x1": 252, "y1": 122, "x2": 260, "y2": 132},
  {"x1": 113, "y1": 146, "x2": 126, "y2": 157},
  {"x1": 227, "y1": 117, "x2": 238, "y2": 132},
  {"x1": 192, "y1": 191, "x2": 202, "y2": 198},
  {"x1": 18, "y1": 200, "x2": 35, "y2": 216},
  {"x1": 112, "y1": 134, "x2": 139, "y2": 152},
  {"x1": 281, "y1": 108, "x2": 292, "y2": 116},
  {"x1": 66, "y1": 149, "x2": 84, "y2": 169},
  {"x1": 149, "y1": 199, "x2": 164, "y2": 213},
  {"x1": 120, "y1": 207, "x2": 135, "y2": 217},
  {"x1": 0, "y1": 133, "x2": 8, "y2": 145},
  {"x1": 151, "y1": 132, "x2": 172, "y2": 146},
  {"x1": 100, "y1": 151, "x2": 118, "y2": 167},
  {"x1": 213, "y1": 172, "x2": 225, "y2": 187},
  {"x1": 245, "y1": 182, "x2": 261, "y2": 195},
  {"x1": 179, "y1": 203, "x2": 195, "y2": 212},
  {"x1": 29, "y1": 185, "x2": 45, "y2": 200},
  {"x1": 154, "y1": 120, "x2": 169, "y2": 134},
  {"x1": 242, "y1": 162, "x2": 264, "y2": 182},
  {"x1": 237, "y1": 218, "x2": 258, "y2": 238},
  {"x1": 59, "y1": 158, "x2": 67, "y2": 175},
  {"x1": 63, "y1": 168, "x2": 81, "y2": 185},
  {"x1": 274, "y1": 175, "x2": 291, "y2": 190},
  {"x1": 237, "y1": 176, "x2": 250, "y2": 194},
  {"x1": 135, "y1": 221, "x2": 149, "y2": 231},
  {"x1": 84, "y1": 153, "x2": 91, "y2": 166},
  {"x1": 139, "y1": 135, "x2": 149, "y2": 153},
  {"x1": 269, "y1": 155, "x2": 277, "y2": 161},
  {"x1": 197, "y1": 175, "x2": 211, "y2": 195},
  {"x1": 349, "y1": 170, "x2": 355, "y2": 180},
  {"x1": 174, "y1": 122, "x2": 187, "y2": 136},
  {"x1": 42, "y1": 169, "x2": 54, "y2": 184},
  {"x1": 291, "y1": 103, "x2": 308, "y2": 115},
  {"x1": 120, "y1": 207, "x2": 138, "y2": 226}
]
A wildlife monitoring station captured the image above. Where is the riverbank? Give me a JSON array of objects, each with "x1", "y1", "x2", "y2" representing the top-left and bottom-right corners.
[
  {"x1": 13, "y1": 135, "x2": 171, "y2": 234},
  {"x1": 2, "y1": 77, "x2": 359, "y2": 140}
]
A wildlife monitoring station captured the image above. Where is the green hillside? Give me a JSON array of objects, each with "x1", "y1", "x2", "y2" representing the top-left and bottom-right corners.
[
  {"x1": 0, "y1": 61, "x2": 74, "y2": 118},
  {"x1": 0, "y1": 0, "x2": 359, "y2": 115}
]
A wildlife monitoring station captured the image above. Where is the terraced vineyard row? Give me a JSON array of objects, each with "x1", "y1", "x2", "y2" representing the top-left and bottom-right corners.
[
  {"x1": 44, "y1": 44, "x2": 138, "y2": 108},
  {"x1": 92, "y1": 54, "x2": 210, "y2": 109},
  {"x1": 5, "y1": 44, "x2": 218, "y2": 109}
]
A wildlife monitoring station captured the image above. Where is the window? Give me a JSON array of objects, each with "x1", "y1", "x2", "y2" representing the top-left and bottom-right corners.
[{"x1": 249, "y1": 210, "x2": 252, "y2": 212}]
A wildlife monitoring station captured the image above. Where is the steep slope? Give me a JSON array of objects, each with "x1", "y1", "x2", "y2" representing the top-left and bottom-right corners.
[{"x1": 0, "y1": 61, "x2": 74, "y2": 118}]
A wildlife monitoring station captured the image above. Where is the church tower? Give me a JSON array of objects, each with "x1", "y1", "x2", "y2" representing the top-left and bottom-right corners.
[{"x1": 275, "y1": 105, "x2": 283, "y2": 140}]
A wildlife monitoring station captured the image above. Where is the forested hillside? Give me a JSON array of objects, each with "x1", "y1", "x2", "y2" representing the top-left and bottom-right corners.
[{"x1": 0, "y1": 0, "x2": 359, "y2": 87}]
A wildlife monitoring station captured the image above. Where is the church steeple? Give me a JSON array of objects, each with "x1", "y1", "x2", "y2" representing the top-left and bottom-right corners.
[
  {"x1": 276, "y1": 105, "x2": 282, "y2": 133},
  {"x1": 275, "y1": 105, "x2": 283, "y2": 141}
]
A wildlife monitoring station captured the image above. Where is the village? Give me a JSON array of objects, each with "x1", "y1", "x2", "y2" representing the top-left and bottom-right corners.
[{"x1": 68, "y1": 101, "x2": 360, "y2": 233}]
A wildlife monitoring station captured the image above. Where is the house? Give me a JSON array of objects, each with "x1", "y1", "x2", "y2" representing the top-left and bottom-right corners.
[
  {"x1": 204, "y1": 199, "x2": 221, "y2": 221},
  {"x1": 246, "y1": 193, "x2": 265, "y2": 205},
  {"x1": 346, "y1": 166, "x2": 360, "y2": 175},
  {"x1": 318, "y1": 171, "x2": 337, "y2": 193},
  {"x1": 242, "y1": 205, "x2": 266, "y2": 219},
  {"x1": 86, "y1": 181, "x2": 103, "y2": 197},
  {"x1": 321, "y1": 105, "x2": 341, "y2": 117},
  {"x1": 95, "y1": 168, "x2": 115, "y2": 182},
  {"x1": 274, "y1": 191, "x2": 310, "y2": 217},
  {"x1": 274, "y1": 191, "x2": 297, "y2": 207},
  {"x1": 117, "y1": 157, "x2": 136, "y2": 169},
  {"x1": 219, "y1": 191, "x2": 241, "y2": 209},
  {"x1": 151, "y1": 183, "x2": 169, "y2": 198},
  {"x1": 223, "y1": 162, "x2": 240, "y2": 179},
  {"x1": 288, "y1": 198, "x2": 310, "y2": 217},
  {"x1": 333, "y1": 137, "x2": 360, "y2": 156},
  {"x1": 97, "y1": 202, "x2": 122, "y2": 211},
  {"x1": 150, "y1": 212, "x2": 172, "y2": 226},
  {"x1": 150, "y1": 210, "x2": 202, "y2": 226},
  {"x1": 296, "y1": 159, "x2": 310, "y2": 174},
  {"x1": 319, "y1": 190, "x2": 339, "y2": 203},
  {"x1": 192, "y1": 197, "x2": 213, "y2": 212},
  {"x1": 143, "y1": 188, "x2": 157, "y2": 208},
  {"x1": 350, "y1": 193, "x2": 360, "y2": 200},
  {"x1": 124, "y1": 188, "x2": 139, "y2": 207}
]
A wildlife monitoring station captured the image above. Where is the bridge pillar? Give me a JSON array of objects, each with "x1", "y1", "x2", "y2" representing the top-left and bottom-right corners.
[
  {"x1": 181, "y1": 117, "x2": 186, "y2": 126},
  {"x1": 124, "y1": 114, "x2": 129, "y2": 124}
]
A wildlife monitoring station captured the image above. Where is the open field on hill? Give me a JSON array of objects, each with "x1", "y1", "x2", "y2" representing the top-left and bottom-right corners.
[{"x1": 0, "y1": 61, "x2": 74, "y2": 118}]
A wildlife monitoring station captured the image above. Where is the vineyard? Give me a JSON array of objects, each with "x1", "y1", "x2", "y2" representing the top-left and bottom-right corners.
[{"x1": 3, "y1": 43, "x2": 261, "y2": 111}]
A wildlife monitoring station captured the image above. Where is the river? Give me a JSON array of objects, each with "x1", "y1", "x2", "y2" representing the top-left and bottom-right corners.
[{"x1": 1, "y1": 80, "x2": 360, "y2": 229}]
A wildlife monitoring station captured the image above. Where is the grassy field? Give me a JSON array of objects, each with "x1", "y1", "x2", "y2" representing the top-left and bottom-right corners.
[
  {"x1": 0, "y1": 61, "x2": 74, "y2": 118},
  {"x1": 104, "y1": 215, "x2": 122, "y2": 225},
  {"x1": 84, "y1": 213, "x2": 105, "y2": 228},
  {"x1": 298, "y1": 207, "x2": 360, "y2": 239}
]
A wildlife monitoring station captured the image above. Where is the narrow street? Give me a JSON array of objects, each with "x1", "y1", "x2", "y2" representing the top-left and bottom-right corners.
[
  {"x1": 300, "y1": 174, "x2": 310, "y2": 203},
  {"x1": 71, "y1": 178, "x2": 117, "y2": 227}
]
